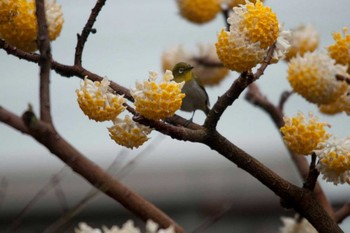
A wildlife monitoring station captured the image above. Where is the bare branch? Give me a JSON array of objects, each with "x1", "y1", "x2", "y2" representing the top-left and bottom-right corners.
[
  {"x1": 74, "y1": 0, "x2": 107, "y2": 66},
  {"x1": 35, "y1": 0, "x2": 53, "y2": 124}
]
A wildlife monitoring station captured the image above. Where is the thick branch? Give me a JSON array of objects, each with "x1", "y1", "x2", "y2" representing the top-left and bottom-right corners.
[
  {"x1": 0, "y1": 107, "x2": 183, "y2": 233},
  {"x1": 74, "y1": 0, "x2": 106, "y2": 66},
  {"x1": 35, "y1": 0, "x2": 53, "y2": 124},
  {"x1": 205, "y1": 131, "x2": 341, "y2": 233}
]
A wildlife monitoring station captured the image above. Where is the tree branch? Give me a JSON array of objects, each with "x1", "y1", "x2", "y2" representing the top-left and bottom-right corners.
[
  {"x1": 245, "y1": 83, "x2": 335, "y2": 218},
  {"x1": 0, "y1": 106, "x2": 183, "y2": 233},
  {"x1": 303, "y1": 153, "x2": 320, "y2": 191},
  {"x1": 74, "y1": 0, "x2": 106, "y2": 66},
  {"x1": 35, "y1": 0, "x2": 53, "y2": 124},
  {"x1": 204, "y1": 44, "x2": 276, "y2": 129}
]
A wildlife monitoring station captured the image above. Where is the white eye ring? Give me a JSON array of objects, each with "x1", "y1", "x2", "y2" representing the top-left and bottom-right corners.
[{"x1": 178, "y1": 68, "x2": 184, "y2": 74}]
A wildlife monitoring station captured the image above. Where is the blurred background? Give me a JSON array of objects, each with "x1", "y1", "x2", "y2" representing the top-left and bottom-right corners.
[{"x1": 1, "y1": 0, "x2": 350, "y2": 232}]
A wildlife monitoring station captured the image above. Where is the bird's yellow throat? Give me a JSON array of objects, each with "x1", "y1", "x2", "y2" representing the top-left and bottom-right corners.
[{"x1": 176, "y1": 70, "x2": 193, "y2": 83}]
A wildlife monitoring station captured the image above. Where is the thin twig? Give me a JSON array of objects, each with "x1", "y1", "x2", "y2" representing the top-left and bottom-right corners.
[
  {"x1": 74, "y1": 0, "x2": 107, "y2": 66},
  {"x1": 35, "y1": 0, "x2": 53, "y2": 124},
  {"x1": 303, "y1": 153, "x2": 320, "y2": 191},
  {"x1": 191, "y1": 203, "x2": 233, "y2": 233},
  {"x1": 278, "y1": 90, "x2": 294, "y2": 112},
  {"x1": 6, "y1": 167, "x2": 70, "y2": 233}
]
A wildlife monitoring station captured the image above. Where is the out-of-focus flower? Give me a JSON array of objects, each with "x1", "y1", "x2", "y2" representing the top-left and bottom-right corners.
[
  {"x1": 161, "y1": 44, "x2": 229, "y2": 86},
  {"x1": 76, "y1": 77, "x2": 126, "y2": 122},
  {"x1": 280, "y1": 112, "x2": 331, "y2": 155},
  {"x1": 0, "y1": 0, "x2": 63, "y2": 52},
  {"x1": 279, "y1": 216, "x2": 317, "y2": 233},
  {"x1": 131, "y1": 70, "x2": 185, "y2": 120},
  {"x1": 315, "y1": 137, "x2": 350, "y2": 185},
  {"x1": 285, "y1": 24, "x2": 319, "y2": 61},
  {"x1": 216, "y1": 0, "x2": 289, "y2": 72},
  {"x1": 162, "y1": 45, "x2": 191, "y2": 72},
  {"x1": 287, "y1": 51, "x2": 348, "y2": 105},
  {"x1": 75, "y1": 220, "x2": 175, "y2": 233},
  {"x1": 108, "y1": 115, "x2": 151, "y2": 149},
  {"x1": 319, "y1": 90, "x2": 350, "y2": 115},
  {"x1": 177, "y1": 0, "x2": 221, "y2": 24},
  {"x1": 328, "y1": 27, "x2": 350, "y2": 73},
  {"x1": 192, "y1": 44, "x2": 230, "y2": 85}
]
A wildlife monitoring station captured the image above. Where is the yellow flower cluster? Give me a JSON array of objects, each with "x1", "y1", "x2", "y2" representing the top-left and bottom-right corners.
[
  {"x1": 328, "y1": 27, "x2": 350, "y2": 73},
  {"x1": 76, "y1": 77, "x2": 126, "y2": 122},
  {"x1": 280, "y1": 112, "x2": 331, "y2": 155},
  {"x1": 161, "y1": 44, "x2": 229, "y2": 86},
  {"x1": 316, "y1": 137, "x2": 350, "y2": 185},
  {"x1": 216, "y1": 1, "x2": 288, "y2": 72},
  {"x1": 287, "y1": 51, "x2": 348, "y2": 105},
  {"x1": 177, "y1": 0, "x2": 221, "y2": 24},
  {"x1": 0, "y1": 0, "x2": 63, "y2": 52},
  {"x1": 241, "y1": 1, "x2": 279, "y2": 49},
  {"x1": 131, "y1": 70, "x2": 185, "y2": 120},
  {"x1": 108, "y1": 115, "x2": 152, "y2": 149},
  {"x1": 285, "y1": 24, "x2": 319, "y2": 61},
  {"x1": 216, "y1": 29, "x2": 266, "y2": 72}
]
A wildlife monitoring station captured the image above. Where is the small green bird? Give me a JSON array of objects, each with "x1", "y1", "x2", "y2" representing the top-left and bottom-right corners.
[{"x1": 172, "y1": 62, "x2": 210, "y2": 121}]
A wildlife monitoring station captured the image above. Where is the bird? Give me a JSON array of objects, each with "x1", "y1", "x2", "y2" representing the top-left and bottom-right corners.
[{"x1": 172, "y1": 62, "x2": 210, "y2": 121}]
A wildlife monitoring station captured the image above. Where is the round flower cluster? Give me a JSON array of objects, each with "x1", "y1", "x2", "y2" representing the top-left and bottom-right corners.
[
  {"x1": 0, "y1": 0, "x2": 63, "y2": 52},
  {"x1": 328, "y1": 27, "x2": 350, "y2": 73},
  {"x1": 215, "y1": 0, "x2": 290, "y2": 72},
  {"x1": 285, "y1": 24, "x2": 319, "y2": 61},
  {"x1": 177, "y1": 0, "x2": 221, "y2": 24},
  {"x1": 131, "y1": 70, "x2": 185, "y2": 120},
  {"x1": 161, "y1": 44, "x2": 229, "y2": 86},
  {"x1": 76, "y1": 77, "x2": 126, "y2": 122},
  {"x1": 287, "y1": 51, "x2": 348, "y2": 105},
  {"x1": 108, "y1": 115, "x2": 152, "y2": 149},
  {"x1": 280, "y1": 112, "x2": 331, "y2": 155},
  {"x1": 76, "y1": 77, "x2": 151, "y2": 149},
  {"x1": 315, "y1": 137, "x2": 350, "y2": 185}
]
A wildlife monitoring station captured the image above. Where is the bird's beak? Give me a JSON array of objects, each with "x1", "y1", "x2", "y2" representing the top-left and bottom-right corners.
[{"x1": 188, "y1": 65, "x2": 194, "y2": 70}]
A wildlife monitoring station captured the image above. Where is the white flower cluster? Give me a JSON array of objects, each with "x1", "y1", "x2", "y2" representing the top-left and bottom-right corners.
[{"x1": 75, "y1": 220, "x2": 175, "y2": 233}]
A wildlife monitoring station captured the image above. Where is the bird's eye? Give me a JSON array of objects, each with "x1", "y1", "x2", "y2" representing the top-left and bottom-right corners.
[{"x1": 178, "y1": 68, "x2": 184, "y2": 74}]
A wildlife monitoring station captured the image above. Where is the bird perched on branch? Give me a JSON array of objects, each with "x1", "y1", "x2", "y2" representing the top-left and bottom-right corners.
[{"x1": 172, "y1": 62, "x2": 210, "y2": 121}]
